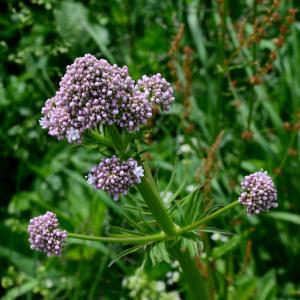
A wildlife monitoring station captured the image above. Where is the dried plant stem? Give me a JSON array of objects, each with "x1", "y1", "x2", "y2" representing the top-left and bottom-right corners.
[
  {"x1": 213, "y1": 0, "x2": 228, "y2": 138},
  {"x1": 275, "y1": 132, "x2": 297, "y2": 178}
]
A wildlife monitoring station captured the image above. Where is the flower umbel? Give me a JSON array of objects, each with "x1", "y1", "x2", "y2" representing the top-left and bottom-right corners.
[
  {"x1": 239, "y1": 170, "x2": 278, "y2": 215},
  {"x1": 87, "y1": 156, "x2": 144, "y2": 200},
  {"x1": 40, "y1": 54, "x2": 175, "y2": 143},
  {"x1": 28, "y1": 211, "x2": 67, "y2": 256},
  {"x1": 136, "y1": 74, "x2": 175, "y2": 111}
]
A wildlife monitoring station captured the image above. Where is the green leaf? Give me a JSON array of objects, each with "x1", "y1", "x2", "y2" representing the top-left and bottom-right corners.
[
  {"x1": 233, "y1": 277, "x2": 257, "y2": 300},
  {"x1": 0, "y1": 246, "x2": 35, "y2": 274},
  {"x1": 2, "y1": 280, "x2": 38, "y2": 300},
  {"x1": 181, "y1": 237, "x2": 203, "y2": 258},
  {"x1": 109, "y1": 245, "x2": 145, "y2": 267},
  {"x1": 267, "y1": 212, "x2": 300, "y2": 225},
  {"x1": 257, "y1": 270, "x2": 276, "y2": 300},
  {"x1": 212, "y1": 234, "x2": 243, "y2": 259},
  {"x1": 149, "y1": 242, "x2": 171, "y2": 265},
  {"x1": 55, "y1": 2, "x2": 90, "y2": 48}
]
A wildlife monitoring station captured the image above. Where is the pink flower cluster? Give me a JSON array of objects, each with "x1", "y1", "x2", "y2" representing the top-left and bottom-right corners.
[
  {"x1": 239, "y1": 170, "x2": 278, "y2": 215},
  {"x1": 28, "y1": 211, "x2": 67, "y2": 256},
  {"x1": 40, "y1": 54, "x2": 174, "y2": 143},
  {"x1": 87, "y1": 156, "x2": 144, "y2": 200}
]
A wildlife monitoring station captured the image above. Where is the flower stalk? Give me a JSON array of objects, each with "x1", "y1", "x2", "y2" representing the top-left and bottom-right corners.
[
  {"x1": 68, "y1": 200, "x2": 239, "y2": 244},
  {"x1": 178, "y1": 200, "x2": 239, "y2": 234},
  {"x1": 137, "y1": 177, "x2": 178, "y2": 237},
  {"x1": 68, "y1": 232, "x2": 165, "y2": 244}
]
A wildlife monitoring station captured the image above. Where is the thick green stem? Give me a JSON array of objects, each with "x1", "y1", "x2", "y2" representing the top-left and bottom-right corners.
[
  {"x1": 107, "y1": 125, "x2": 126, "y2": 158},
  {"x1": 68, "y1": 232, "x2": 165, "y2": 244},
  {"x1": 137, "y1": 175, "x2": 208, "y2": 299},
  {"x1": 175, "y1": 248, "x2": 208, "y2": 300},
  {"x1": 88, "y1": 130, "x2": 114, "y2": 148},
  {"x1": 179, "y1": 200, "x2": 239, "y2": 234},
  {"x1": 137, "y1": 177, "x2": 178, "y2": 237},
  {"x1": 135, "y1": 158, "x2": 208, "y2": 299}
]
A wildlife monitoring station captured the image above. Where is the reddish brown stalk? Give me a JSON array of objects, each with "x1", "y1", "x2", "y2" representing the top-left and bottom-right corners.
[
  {"x1": 202, "y1": 130, "x2": 225, "y2": 206},
  {"x1": 167, "y1": 23, "x2": 185, "y2": 91},
  {"x1": 183, "y1": 46, "x2": 193, "y2": 120}
]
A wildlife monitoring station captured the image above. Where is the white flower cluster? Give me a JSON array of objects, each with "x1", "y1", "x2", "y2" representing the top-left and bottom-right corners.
[{"x1": 122, "y1": 269, "x2": 181, "y2": 300}]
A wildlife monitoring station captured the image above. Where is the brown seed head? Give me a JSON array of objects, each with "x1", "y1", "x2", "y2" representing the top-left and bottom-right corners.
[
  {"x1": 270, "y1": 51, "x2": 277, "y2": 61},
  {"x1": 271, "y1": 12, "x2": 281, "y2": 22},
  {"x1": 288, "y1": 148, "x2": 297, "y2": 157},
  {"x1": 283, "y1": 121, "x2": 291, "y2": 131},
  {"x1": 280, "y1": 25, "x2": 288, "y2": 35},
  {"x1": 274, "y1": 36, "x2": 285, "y2": 47},
  {"x1": 250, "y1": 75, "x2": 262, "y2": 85},
  {"x1": 288, "y1": 8, "x2": 298, "y2": 17},
  {"x1": 241, "y1": 130, "x2": 253, "y2": 140}
]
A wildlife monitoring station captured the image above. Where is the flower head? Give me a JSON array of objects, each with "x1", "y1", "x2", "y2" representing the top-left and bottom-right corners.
[
  {"x1": 239, "y1": 170, "x2": 278, "y2": 215},
  {"x1": 40, "y1": 54, "x2": 175, "y2": 143},
  {"x1": 40, "y1": 54, "x2": 153, "y2": 143},
  {"x1": 28, "y1": 211, "x2": 67, "y2": 256},
  {"x1": 136, "y1": 73, "x2": 175, "y2": 111},
  {"x1": 87, "y1": 156, "x2": 144, "y2": 200}
]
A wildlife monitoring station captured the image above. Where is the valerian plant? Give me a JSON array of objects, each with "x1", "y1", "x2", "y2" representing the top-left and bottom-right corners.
[{"x1": 28, "y1": 54, "x2": 278, "y2": 300}]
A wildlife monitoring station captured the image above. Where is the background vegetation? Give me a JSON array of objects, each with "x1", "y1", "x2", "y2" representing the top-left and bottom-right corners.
[{"x1": 1, "y1": 0, "x2": 300, "y2": 299}]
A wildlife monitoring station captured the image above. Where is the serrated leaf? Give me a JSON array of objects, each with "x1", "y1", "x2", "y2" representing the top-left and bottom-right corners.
[
  {"x1": 181, "y1": 237, "x2": 203, "y2": 257},
  {"x1": 85, "y1": 130, "x2": 114, "y2": 148},
  {"x1": 109, "y1": 245, "x2": 145, "y2": 267},
  {"x1": 149, "y1": 242, "x2": 171, "y2": 265},
  {"x1": 172, "y1": 187, "x2": 205, "y2": 226},
  {"x1": 109, "y1": 226, "x2": 144, "y2": 236}
]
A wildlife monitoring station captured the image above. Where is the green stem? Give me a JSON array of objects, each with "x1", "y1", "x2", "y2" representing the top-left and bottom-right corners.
[
  {"x1": 107, "y1": 125, "x2": 126, "y2": 158},
  {"x1": 137, "y1": 177, "x2": 178, "y2": 236},
  {"x1": 88, "y1": 130, "x2": 114, "y2": 148},
  {"x1": 67, "y1": 200, "x2": 239, "y2": 245},
  {"x1": 135, "y1": 154, "x2": 208, "y2": 299},
  {"x1": 179, "y1": 200, "x2": 239, "y2": 234},
  {"x1": 68, "y1": 232, "x2": 165, "y2": 244},
  {"x1": 175, "y1": 248, "x2": 207, "y2": 300},
  {"x1": 137, "y1": 173, "x2": 209, "y2": 299},
  {"x1": 135, "y1": 140, "x2": 156, "y2": 187}
]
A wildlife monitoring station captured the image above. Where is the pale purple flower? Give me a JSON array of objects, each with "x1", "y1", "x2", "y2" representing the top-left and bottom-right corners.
[
  {"x1": 28, "y1": 211, "x2": 67, "y2": 256},
  {"x1": 40, "y1": 54, "x2": 153, "y2": 142},
  {"x1": 239, "y1": 170, "x2": 278, "y2": 215},
  {"x1": 87, "y1": 156, "x2": 144, "y2": 200},
  {"x1": 136, "y1": 73, "x2": 175, "y2": 111},
  {"x1": 40, "y1": 54, "x2": 175, "y2": 143}
]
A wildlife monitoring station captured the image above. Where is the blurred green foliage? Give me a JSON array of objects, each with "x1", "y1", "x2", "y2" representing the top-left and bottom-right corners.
[{"x1": 1, "y1": 0, "x2": 300, "y2": 299}]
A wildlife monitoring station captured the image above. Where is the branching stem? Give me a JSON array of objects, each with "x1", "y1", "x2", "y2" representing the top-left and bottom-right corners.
[{"x1": 68, "y1": 232, "x2": 165, "y2": 244}]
